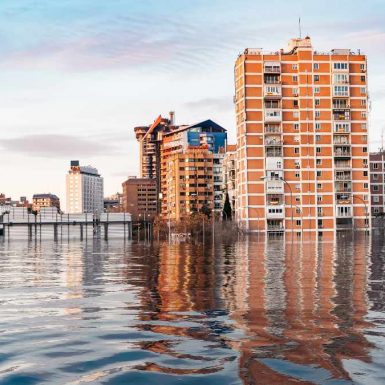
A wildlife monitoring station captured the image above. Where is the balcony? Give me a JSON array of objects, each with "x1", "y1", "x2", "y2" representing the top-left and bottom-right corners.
[
  {"x1": 265, "y1": 136, "x2": 283, "y2": 146},
  {"x1": 266, "y1": 179, "x2": 284, "y2": 193},
  {"x1": 265, "y1": 109, "x2": 282, "y2": 122},
  {"x1": 336, "y1": 205, "x2": 353, "y2": 218},
  {"x1": 266, "y1": 148, "x2": 282, "y2": 157},
  {"x1": 264, "y1": 85, "x2": 282, "y2": 98},
  {"x1": 334, "y1": 160, "x2": 351, "y2": 169},
  {"x1": 335, "y1": 171, "x2": 351, "y2": 181},
  {"x1": 334, "y1": 123, "x2": 350, "y2": 133},
  {"x1": 336, "y1": 194, "x2": 352, "y2": 204},
  {"x1": 333, "y1": 99, "x2": 349, "y2": 109},
  {"x1": 333, "y1": 109, "x2": 350, "y2": 121},
  {"x1": 265, "y1": 124, "x2": 281, "y2": 134},
  {"x1": 334, "y1": 146, "x2": 351, "y2": 158},
  {"x1": 333, "y1": 135, "x2": 350, "y2": 145},
  {"x1": 267, "y1": 205, "x2": 285, "y2": 219},
  {"x1": 264, "y1": 74, "x2": 281, "y2": 84},
  {"x1": 264, "y1": 63, "x2": 281, "y2": 73},
  {"x1": 333, "y1": 86, "x2": 349, "y2": 97},
  {"x1": 335, "y1": 182, "x2": 352, "y2": 193},
  {"x1": 267, "y1": 194, "x2": 284, "y2": 206},
  {"x1": 267, "y1": 220, "x2": 284, "y2": 232}
]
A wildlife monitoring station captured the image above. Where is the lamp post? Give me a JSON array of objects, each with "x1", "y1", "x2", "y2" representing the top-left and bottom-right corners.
[
  {"x1": 352, "y1": 195, "x2": 369, "y2": 233},
  {"x1": 260, "y1": 175, "x2": 293, "y2": 234}
]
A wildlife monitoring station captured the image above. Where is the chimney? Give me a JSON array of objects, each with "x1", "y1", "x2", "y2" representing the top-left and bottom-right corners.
[{"x1": 169, "y1": 111, "x2": 175, "y2": 125}]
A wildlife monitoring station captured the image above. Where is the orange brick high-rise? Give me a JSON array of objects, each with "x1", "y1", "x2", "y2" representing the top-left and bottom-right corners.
[{"x1": 234, "y1": 37, "x2": 370, "y2": 235}]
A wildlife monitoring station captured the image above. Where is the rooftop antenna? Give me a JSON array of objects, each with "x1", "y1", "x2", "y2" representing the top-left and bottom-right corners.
[{"x1": 298, "y1": 17, "x2": 302, "y2": 38}]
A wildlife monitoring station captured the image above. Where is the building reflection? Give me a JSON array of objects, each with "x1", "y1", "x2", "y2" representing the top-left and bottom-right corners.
[{"x1": 234, "y1": 234, "x2": 373, "y2": 384}]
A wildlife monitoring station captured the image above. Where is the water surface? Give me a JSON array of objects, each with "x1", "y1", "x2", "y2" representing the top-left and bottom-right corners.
[{"x1": 0, "y1": 234, "x2": 384, "y2": 384}]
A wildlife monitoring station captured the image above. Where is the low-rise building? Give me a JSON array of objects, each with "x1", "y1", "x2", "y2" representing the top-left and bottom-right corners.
[
  {"x1": 32, "y1": 193, "x2": 60, "y2": 213},
  {"x1": 122, "y1": 177, "x2": 157, "y2": 221}
]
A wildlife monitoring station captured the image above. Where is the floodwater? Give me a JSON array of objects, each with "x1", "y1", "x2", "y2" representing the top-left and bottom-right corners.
[{"x1": 0, "y1": 234, "x2": 384, "y2": 385}]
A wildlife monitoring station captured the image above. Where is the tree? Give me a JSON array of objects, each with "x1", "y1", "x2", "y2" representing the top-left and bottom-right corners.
[
  {"x1": 199, "y1": 204, "x2": 211, "y2": 219},
  {"x1": 222, "y1": 193, "x2": 232, "y2": 221}
]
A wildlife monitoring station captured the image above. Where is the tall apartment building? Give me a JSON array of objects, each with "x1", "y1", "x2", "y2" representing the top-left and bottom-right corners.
[
  {"x1": 160, "y1": 120, "x2": 227, "y2": 219},
  {"x1": 32, "y1": 193, "x2": 60, "y2": 213},
  {"x1": 369, "y1": 151, "x2": 385, "y2": 216},
  {"x1": 234, "y1": 36, "x2": 370, "y2": 235},
  {"x1": 122, "y1": 177, "x2": 157, "y2": 221},
  {"x1": 222, "y1": 144, "x2": 237, "y2": 218},
  {"x1": 134, "y1": 112, "x2": 177, "y2": 212},
  {"x1": 66, "y1": 161, "x2": 104, "y2": 214}
]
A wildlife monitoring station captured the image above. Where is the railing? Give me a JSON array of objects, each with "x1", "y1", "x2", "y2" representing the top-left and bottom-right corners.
[
  {"x1": 335, "y1": 174, "x2": 351, "y2": 181},
  {"x1": 267, "y1": 225, "x2": 284, "y2": 231},
  {"x1": 334, "y1": 150, "x2": 351, "y2": 157},
  {"x1": 265, "y1": 140, "x2": 283, "y2": 146},
  {"x1": 265, "y1": 126, "x2": 281, "y2": 133},
  {"x1": 335, "y1": 162, "x2": 351, "y2": 169},
  {"x1": 264, "y1": 66, "x2": 281, "y2": 73}
]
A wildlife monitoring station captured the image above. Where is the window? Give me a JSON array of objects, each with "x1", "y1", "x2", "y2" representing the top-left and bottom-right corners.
[
  {"x1": 316, "y1": 147, "x2": 321, "y2": 153},
  {"x1": 294, "y1": 147, "x2": 299, "y2": 154},
  {"x1": 317, "y1": 183, "x2": 322, "y2": 189},
  {"x1": 361, "y1": 99, "x2": 367, "y2": 107},
  {"x1": 294, "y1": 123, "x2": 299, "y2": 130},
  {"x1": 363, "y1": 147, "x2": 367, "y2": 153},
  {"x1": 360, "y1": 63, "x2": 366, "y2": 71},
  {"x1": 316, "y1": 159, "x2": 322, "y2": 165},
  {"x1": 295, "y1": 196, "x2": 300, "y2": 202},
  {"x1": 315, "y1": 123, "x2": 321, "y2": 131},
  {"x1": 295, "y1": 184, "x2": 301, "y2": 190},
  {"x1": 361, "y1": 111, "x2": 367, "y2": 118},
  {"x1": 314, "y1": 87, "x2": 320, "y2": 94},
  {"x1": 295, "y1": 172, "x2": 300, "y2": 178},
  {"x1": 315, "y1": 99, "x2": 320, "y2": 106},
  {"x1": 292, "y1": 64, "x2": 298, "y2": 70},
  {"x1": 293, "y1": 88, "x2": 298, "y2": 95},
  {"x1": 373, "y1": 174, "x2": 378, "y2": 180},
  {"x1": 373, "y1": 185, "x2": 379, "y2": 191},
  {"x1": 293, "y1": 75, "x2": 298, "y2": 82},
  {"x1": 294, "y1": 135, "x2": 300, "y2": 142},
  {"x1": 293, "y1": 111, "x2": 299, "y2": 118},
  {"x1": 315, "y1": 111, "x2": 320, "y2": 118},
  {"x1": 373, "y1": 196, "x2": 380, "y2": 203},
  {"x1": 296, "y1": 219, "x2": 301, "y2": 226},
  {"x1": 373, "y1": 163, "x2": 379, "y2": 169},
  {"x1": 362, "y1": 123, "x2": 367, "y2": 130},
  {"x1": 293, "y1": 99, "x2": 298, "y2": 107},
  {"x1": 361, "y1": 75, "x2": 366, "y2": 82},
  {"x1": 364, "y1": 183, "x2": 368, "y2": 189},
  {"x1": 317, "y1": 196, "x2": 322, "y2": 202},
  {"x1": 316, "y1": 135, "x2": 321, "y2": 142},
  {"x1": 317, "y1": 207, "x2": 322, "y2": 215},
  {"x1": 333, "y1": 62, "x2": 348, "y2": 70},
  {"x1": 317, "y1": 170, "x2": 322, "y2": 177},
  {"x1": 363, "y1": 171, "x2": 368, "y2": 177},
  {"x1": 360, "y1": 87, "x2": 367, "y2": 94},
  {"x1": 296, "y1": 208, "x2": 301, "y2": 214},
  {"x1": 314, "y1": 63, "x2": 319, "y2": 70},
  {"x1": 314, "y1": 75, "x2": 319, "y2": 82}
]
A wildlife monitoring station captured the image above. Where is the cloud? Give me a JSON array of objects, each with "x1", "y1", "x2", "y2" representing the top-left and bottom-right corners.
[
  {"x1": 0, "y1": 134, "x2": 121, "y2": 158},
  {"x1": 183, "y1": 97, "x2": 233, "y2": 112}
]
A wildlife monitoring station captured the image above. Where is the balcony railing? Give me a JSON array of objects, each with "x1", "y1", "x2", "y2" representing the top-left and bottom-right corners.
[
  {"x1": 335, "y1": 161, "x2": 351, "y2": 169},
  {"x1": 264, "y1": 65, "x2": 281, "y2": 74},
  {"x1": 335, "y1": 172, "x2": 351, "y2": 181},
  {"x1": 336, "y1": 206, "x2": 353, "y2": 217},
  {"x1": 335, "y1": 183, "x2": 352, "y2": 193},
  {"x1": 333, "y1": 137, "x2": 350, "y2": 145},
  {"x1": 264, "y1": 85, "x2": 282, "y2": 98},
  {"x1": 265, "y1": 139, "x2": 283, "y2": 146},
  {"x1": 334, "y1": 148, "x2": 351, "y2": 157},
  {"x1": 265, "y1": 109, "x2": 282, "y2": 122},
  {"x1": 265, "y1": 125, "x2": 281, "y2": 134},
  {"x1": 266, "y1": 149, "x2": 283, "y2": 157}
]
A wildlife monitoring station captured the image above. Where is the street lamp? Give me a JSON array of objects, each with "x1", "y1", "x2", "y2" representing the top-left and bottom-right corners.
[
  {"x1": 260, "y1": 175, "x2": 293, "y2": 234},
  {"x1": 352, "y1": 195, "x2": 369, "y2": 232}
]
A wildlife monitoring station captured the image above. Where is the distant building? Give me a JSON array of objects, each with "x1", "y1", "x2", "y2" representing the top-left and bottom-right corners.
[
  {"x1": 66, "y1": 160, "x2": 104, "y2": 214},
  {"x1": 370, "y1": 151, "x2": 384, "y2": 216},
  {"x1": 104, "y1": 193, "x2": 124, "y2": 212},
  {"x1": 134, "y1": 112, "x2": 177, "y2": 212},
  {"x1": 122, "y1": 177, "x2": 157, "y2": 221},
  {"x1": 32, "y1": 193, "x2": 60, "y2": 213},
  {"x1": 160, "y1": 119, "x2": 227, "y2": 219},
  {"x1": 0, "y1": 193, "x2": 31, "y2": 209},
  {"x1": 222, "y1": 144, "x2": 237, "y2": 218}
]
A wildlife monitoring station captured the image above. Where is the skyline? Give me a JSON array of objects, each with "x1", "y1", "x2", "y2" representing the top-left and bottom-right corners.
[{"x1": 2, "y1": 0, "x2": 385, "y2": 201}]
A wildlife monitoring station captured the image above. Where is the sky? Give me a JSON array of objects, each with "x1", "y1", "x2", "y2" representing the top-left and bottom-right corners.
[{"x1": 1, "y1": 0, "x2": 385, "y2": 202}]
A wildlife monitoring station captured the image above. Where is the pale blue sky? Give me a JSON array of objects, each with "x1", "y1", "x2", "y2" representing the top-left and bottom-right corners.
[{"x1": 1, "y1": 0, "x2": 385, "y2": 201}]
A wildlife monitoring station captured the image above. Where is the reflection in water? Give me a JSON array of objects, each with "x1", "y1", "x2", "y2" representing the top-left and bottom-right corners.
[{"x1": 0, "y1": 234, "x2": 384, "y2": 384}]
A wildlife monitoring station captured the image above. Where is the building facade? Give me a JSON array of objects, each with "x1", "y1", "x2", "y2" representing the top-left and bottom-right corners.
[
  {"x1": 32, "y1": 193, "x2": 60, "y2": 213},
  {"x1": 160, "y1": 120, "x2": 227, "y2": 219},
  {"x1": 66, "y1": 161, "x2": 104, "y2": 214},
  {"x1": 234, "y1": 36, "x2": 370, "y2": 234},
  {"x1": 222, "y1": 144, "x2": 237, "y2": 218},
  {"x1": 369, "y1": 151, "x2": 385, "y2": 216},
  {"x1": 122, "y1": 177, "x2": 157, "y2": 221}
]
